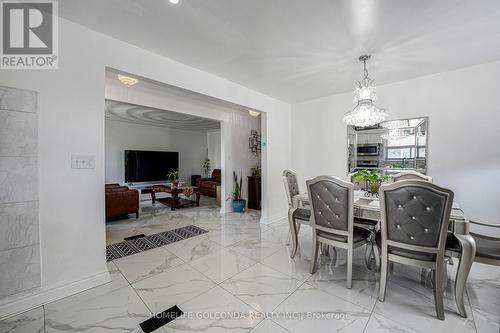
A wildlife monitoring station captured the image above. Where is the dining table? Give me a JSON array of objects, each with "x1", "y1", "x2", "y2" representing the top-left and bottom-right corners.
[{"x1": 290, "y1": 190, "x2": 476, "y2": 318}]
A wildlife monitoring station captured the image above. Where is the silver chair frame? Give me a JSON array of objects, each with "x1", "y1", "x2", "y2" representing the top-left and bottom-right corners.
[
  {"x1": 307, "y1": 176, "x2": 368, "y2": 289},
  {"x1": 393, "y1": 170, "x2": 433, "y2": 182},
  {"x1": 378, "y1": 180, "x2": 454, "y2": 320},
  {"x1": 283, "y1": 170, "x2": 311, "y2": 258},
  {"x1": 447, "y1": 220, "x2": 500, "y2": 266}
]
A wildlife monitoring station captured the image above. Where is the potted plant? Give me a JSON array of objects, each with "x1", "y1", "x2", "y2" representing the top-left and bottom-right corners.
[
  {"x1": 231, "y1": 171, "x2": 246, "y2": 212},
  {"x1": 352, "y1": 169, "x2": 391, "y2": 196},
  {"x1": 167, "y1": 169, "x2": 179, "y2": 189},
  {"x1": 202, "y1": 158, "x2": 211, "y2": 177}
]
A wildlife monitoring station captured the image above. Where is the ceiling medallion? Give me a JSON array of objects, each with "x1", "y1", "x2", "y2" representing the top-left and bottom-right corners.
[
  {"x1": 117, "y1": 74, "x2": 139, "y2": 87},
  {"x1": 343, "y1": 55, "x2": 388, "y2": 127}
]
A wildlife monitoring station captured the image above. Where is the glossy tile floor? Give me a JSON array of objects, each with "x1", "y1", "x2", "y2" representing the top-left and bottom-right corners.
[{"x1": 1, "y1": 198, "x2": 499, "y2": 333}]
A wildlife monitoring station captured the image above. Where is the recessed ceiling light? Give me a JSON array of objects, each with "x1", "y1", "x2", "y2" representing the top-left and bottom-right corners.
[
  {"x1": 117, "y1": 74, "x2": 138, "y2": 86},
  {"x1": 169, "y1": 0, "x2": 179, "y2": 4},
  {"x1": 248, "y1": 110, "x2": 260, "y2": 117}
]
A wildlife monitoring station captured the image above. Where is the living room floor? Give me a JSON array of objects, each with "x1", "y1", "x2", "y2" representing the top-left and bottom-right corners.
[{"x1": 1, "y1": 203, "x2": 498, "y2": 333}]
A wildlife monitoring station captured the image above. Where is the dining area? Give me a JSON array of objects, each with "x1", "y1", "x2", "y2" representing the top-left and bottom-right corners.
[{"x1": 282, "y1": 116, "x2": 500, "y2": 327}]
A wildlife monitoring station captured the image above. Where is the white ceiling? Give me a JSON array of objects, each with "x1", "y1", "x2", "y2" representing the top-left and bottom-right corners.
[
  {"x1": 105, "y1": 100, "x2": 221, "y2": 131},
  {"x1": 61, "y1": 0, "x2": 500, "y2": 103}
]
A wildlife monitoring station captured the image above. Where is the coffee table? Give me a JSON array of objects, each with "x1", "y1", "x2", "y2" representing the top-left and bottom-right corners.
[{"x1": 151, "y1": 185, "x2": 200, "y2": 211}]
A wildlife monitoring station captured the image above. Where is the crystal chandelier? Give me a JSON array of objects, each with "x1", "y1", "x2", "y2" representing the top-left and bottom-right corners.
[{"x1": 343, "y1": 55, "x2": 388, "y2": 127}]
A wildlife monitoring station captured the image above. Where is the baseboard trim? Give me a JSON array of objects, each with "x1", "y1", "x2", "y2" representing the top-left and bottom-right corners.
[
  {"x1": 260, "y1": 213, "x2": 287, "y2": 225},
  {"x1": 0, "y1": 270, "x2": 111, "y2": 320}
]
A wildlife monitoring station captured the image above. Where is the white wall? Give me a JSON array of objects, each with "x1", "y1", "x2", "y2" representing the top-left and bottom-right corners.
[
  {"x1": 207, "y1": 131, "x2": 221, "y2": 171},
  {"x1": 105, "y1": 121, "x2": 208, "y2": 184},
  {"x1": 0, "y1": 17, "x2": 291, "y2": 318},
  {"x1": 225, "y1": 113, "x2": 261, "y2": 203},
  {"x1": 292, "y1": 60, "x2": 500, "y2": 224}
]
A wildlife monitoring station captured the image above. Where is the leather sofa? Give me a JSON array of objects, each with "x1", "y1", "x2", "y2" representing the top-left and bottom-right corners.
[
  {"x1": 105, "y1": 184, "x2": 139, "y2": 219},
  {"x1": 196, "y1": 169, "x2": 221, "y2": 197}
]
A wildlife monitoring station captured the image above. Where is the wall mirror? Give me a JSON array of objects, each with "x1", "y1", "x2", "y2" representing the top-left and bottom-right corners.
[{"x1": 347, "y1": 117, "x2": 428, "y2": 174}]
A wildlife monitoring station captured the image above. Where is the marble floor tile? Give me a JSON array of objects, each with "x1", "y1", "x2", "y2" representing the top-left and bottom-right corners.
[
  {"x1": 373, "y1": 273, "x2": 476, "y2": 333},
  {"x1": 249, "y1": 319, "x2": 290, "y2": 333},
  {"x1": 44, "y1": 262, "x2": 129, "y2": 316},
  {"x1": 205, "y1": 227, "x2": 262, "y2": 247},
  {"x1": 114, "y1": 246, "x2": 184, "y2": 284},
  {"x1": 273, "y1": 284, "x2": 371, "y2": 333},
  {"x1": 132, "y1": 263, "x2": 215, "y2": 313},
  {"x1": 228, "y1": 235, "x2": 285, "y2": 261},
  {"x1": 165, "y1": 286, "x2": 260, "y2": 333},
  {"x1": 0, "y1": 307, "x2": 44, "y2": 333},
  {"x1": 220, "y1": 263, "x2": 302, "y2": 312},
  {"x1": 165, "y1": 235, "x2": 223, "y2": 262},
  {"x1": 45, "y1": 286, "x2": 154, "y2": 333},
  {"x1": 363, "y1": 312, "x2": 420, "y2": 333},
  {"x1": 188, "y1": 248, "x2": 257, "y2": 283},
  {"x1": 307, "y1": 259, "x2": 378, "y2": 311},
  {"x1": 465, "y1": 263, "x2": 500, "y2": 333},
  {"x1": 260, "y1": 247, "x2": 312, "y2": 282}
]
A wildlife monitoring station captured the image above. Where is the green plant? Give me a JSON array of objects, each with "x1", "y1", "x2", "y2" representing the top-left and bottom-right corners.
[
  {"x1": 233, "y1": 171, "x2": 243, "y2": 201},
  {"x1": 251, "y1": 165, "x2": 261, "y2": 176},
  {"x1": 166, "y1": 169, "x2": 179, "y2": 181},
  {"x1": 353, "y1": 169, "x2": 391, "y2": 193},
  {"x1": 353, "y1": 169, "x2": 390, "y2": 183},
  {"x1": 202, "y1": 158, "x2": 211, "y2": 177}
]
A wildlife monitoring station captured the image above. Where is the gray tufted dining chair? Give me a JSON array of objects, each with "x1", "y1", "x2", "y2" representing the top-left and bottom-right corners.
[
  {"x1": 283, "y1": 170, "x2": 311, "y2": 258},
  {"x1": 447, "y1": 220, "x2": 500, "y2": 267},
  {"x1": 393, "y1": 170, "x2": 433, "y2": 182},
  {"x1": 307, "y1": 176, "x2": 371, "y2": 289},
  {"x1": 377, "y1": 179, "x2": 454, "y2": 320}
]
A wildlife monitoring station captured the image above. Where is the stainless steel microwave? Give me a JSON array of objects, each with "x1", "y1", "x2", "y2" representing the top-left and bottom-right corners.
[{"x1": 357, "y1": 144, "x2": 380, "y2": 156}]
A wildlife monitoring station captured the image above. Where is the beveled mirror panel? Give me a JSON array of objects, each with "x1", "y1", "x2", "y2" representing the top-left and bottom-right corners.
[{"x1": 347, "y1": 117, "x2": 428, "y2": 174}]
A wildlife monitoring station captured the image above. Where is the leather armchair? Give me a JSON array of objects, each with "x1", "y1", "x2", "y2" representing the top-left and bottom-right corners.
[
  {"x1": 196, "y1": 169, "x2": 221, "y2": 197},
  {"x1": 105, "y1": 185, "x2": 139, "y2": 219}
]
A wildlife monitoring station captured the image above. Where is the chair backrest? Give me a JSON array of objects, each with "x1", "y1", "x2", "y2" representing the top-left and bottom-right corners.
[
  {"x1": 306, "y1": 176, "x2": 353, "y2": 235},
  {"x1": 282, "y1": 170, "x2": 300, "y2": 207},
  {"x1": 211, "y1": 169, "x2": 221, "y2": 183},
  {"x1": 379, "y1": 180, "x2": 453, "y2": 256},
  {"x1": 393, "y1": 170, "x2": 433, "y2": 182}
]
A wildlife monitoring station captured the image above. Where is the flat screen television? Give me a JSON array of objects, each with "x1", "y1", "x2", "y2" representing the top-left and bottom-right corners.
[{"x1": 125, "y1": 150, "x2": 179, "y2": 183}]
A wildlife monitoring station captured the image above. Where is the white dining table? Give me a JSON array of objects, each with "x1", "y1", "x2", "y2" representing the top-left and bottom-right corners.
[{"x1": 290, "y1": 190, "x2": 476, "y2": 318}]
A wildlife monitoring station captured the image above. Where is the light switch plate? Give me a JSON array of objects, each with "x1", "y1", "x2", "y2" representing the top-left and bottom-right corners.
[{"x1": 71, "y1": 155, "x2": 95, "y2": 169}]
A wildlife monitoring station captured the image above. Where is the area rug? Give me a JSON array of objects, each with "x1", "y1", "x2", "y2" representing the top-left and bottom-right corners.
[{"x1": 106, "y1": 225, "x2": 208, "y2": 261}]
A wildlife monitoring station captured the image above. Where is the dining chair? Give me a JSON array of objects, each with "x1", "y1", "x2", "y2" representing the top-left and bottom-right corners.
[
  {"x1": 307, "y1": 176, "x2": 371, "y2": 288},
  {"x1": 446, "y1": 220, "x2": 500, "y2": 267},
  {"x1": 377, "y1": 179, "x2": 454, "y2": 320},
  {"x1": 393, "y1": 170, "x2": 433, "y2": 182},
  {"x1": 283, "y1": 170, "x2": 311, "y2": 258}
]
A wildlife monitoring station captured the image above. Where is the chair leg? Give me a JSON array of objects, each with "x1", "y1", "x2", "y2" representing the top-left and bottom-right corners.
[
  {"x1": 310, "y1": 233, "x2": 319, "y2": 274},
  {"x1": 288, "y1": 209, "x2": 299, "y2": 259},
  {"x1": 330, "y1": 246, "x2": 337, "y2": 265},
  {"x1": 372, "y1": 240, "x2": 380, "y2": 271},
  {"x1": 433, "y1": 260, "x2": 445, "y2": 320},
  {"x1": 322, "y1": 244, "x2": 330, "y2": 257},
  {"x1": 379, "y1": 248, "x2": 388, "y2": 301},
  {"x1": 364, "y1": 241, "x2": 373, "y2": 269},
  {"x1": 347, "y1": 246, "x2": 353, "y2": 289}
]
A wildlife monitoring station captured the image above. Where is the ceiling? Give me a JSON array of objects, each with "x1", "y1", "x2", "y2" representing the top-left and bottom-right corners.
[
  {"x1": 105, "y1": 100, "x2": 221, "y2": 131},
  {"x1": 61, "y1": 0, "x2": 500, "y2": 103}
]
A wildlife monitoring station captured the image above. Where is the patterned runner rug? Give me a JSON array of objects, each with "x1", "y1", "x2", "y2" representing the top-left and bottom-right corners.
[{"x1": 106, "y1": 225, "x2": 208, "y2": 261}]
